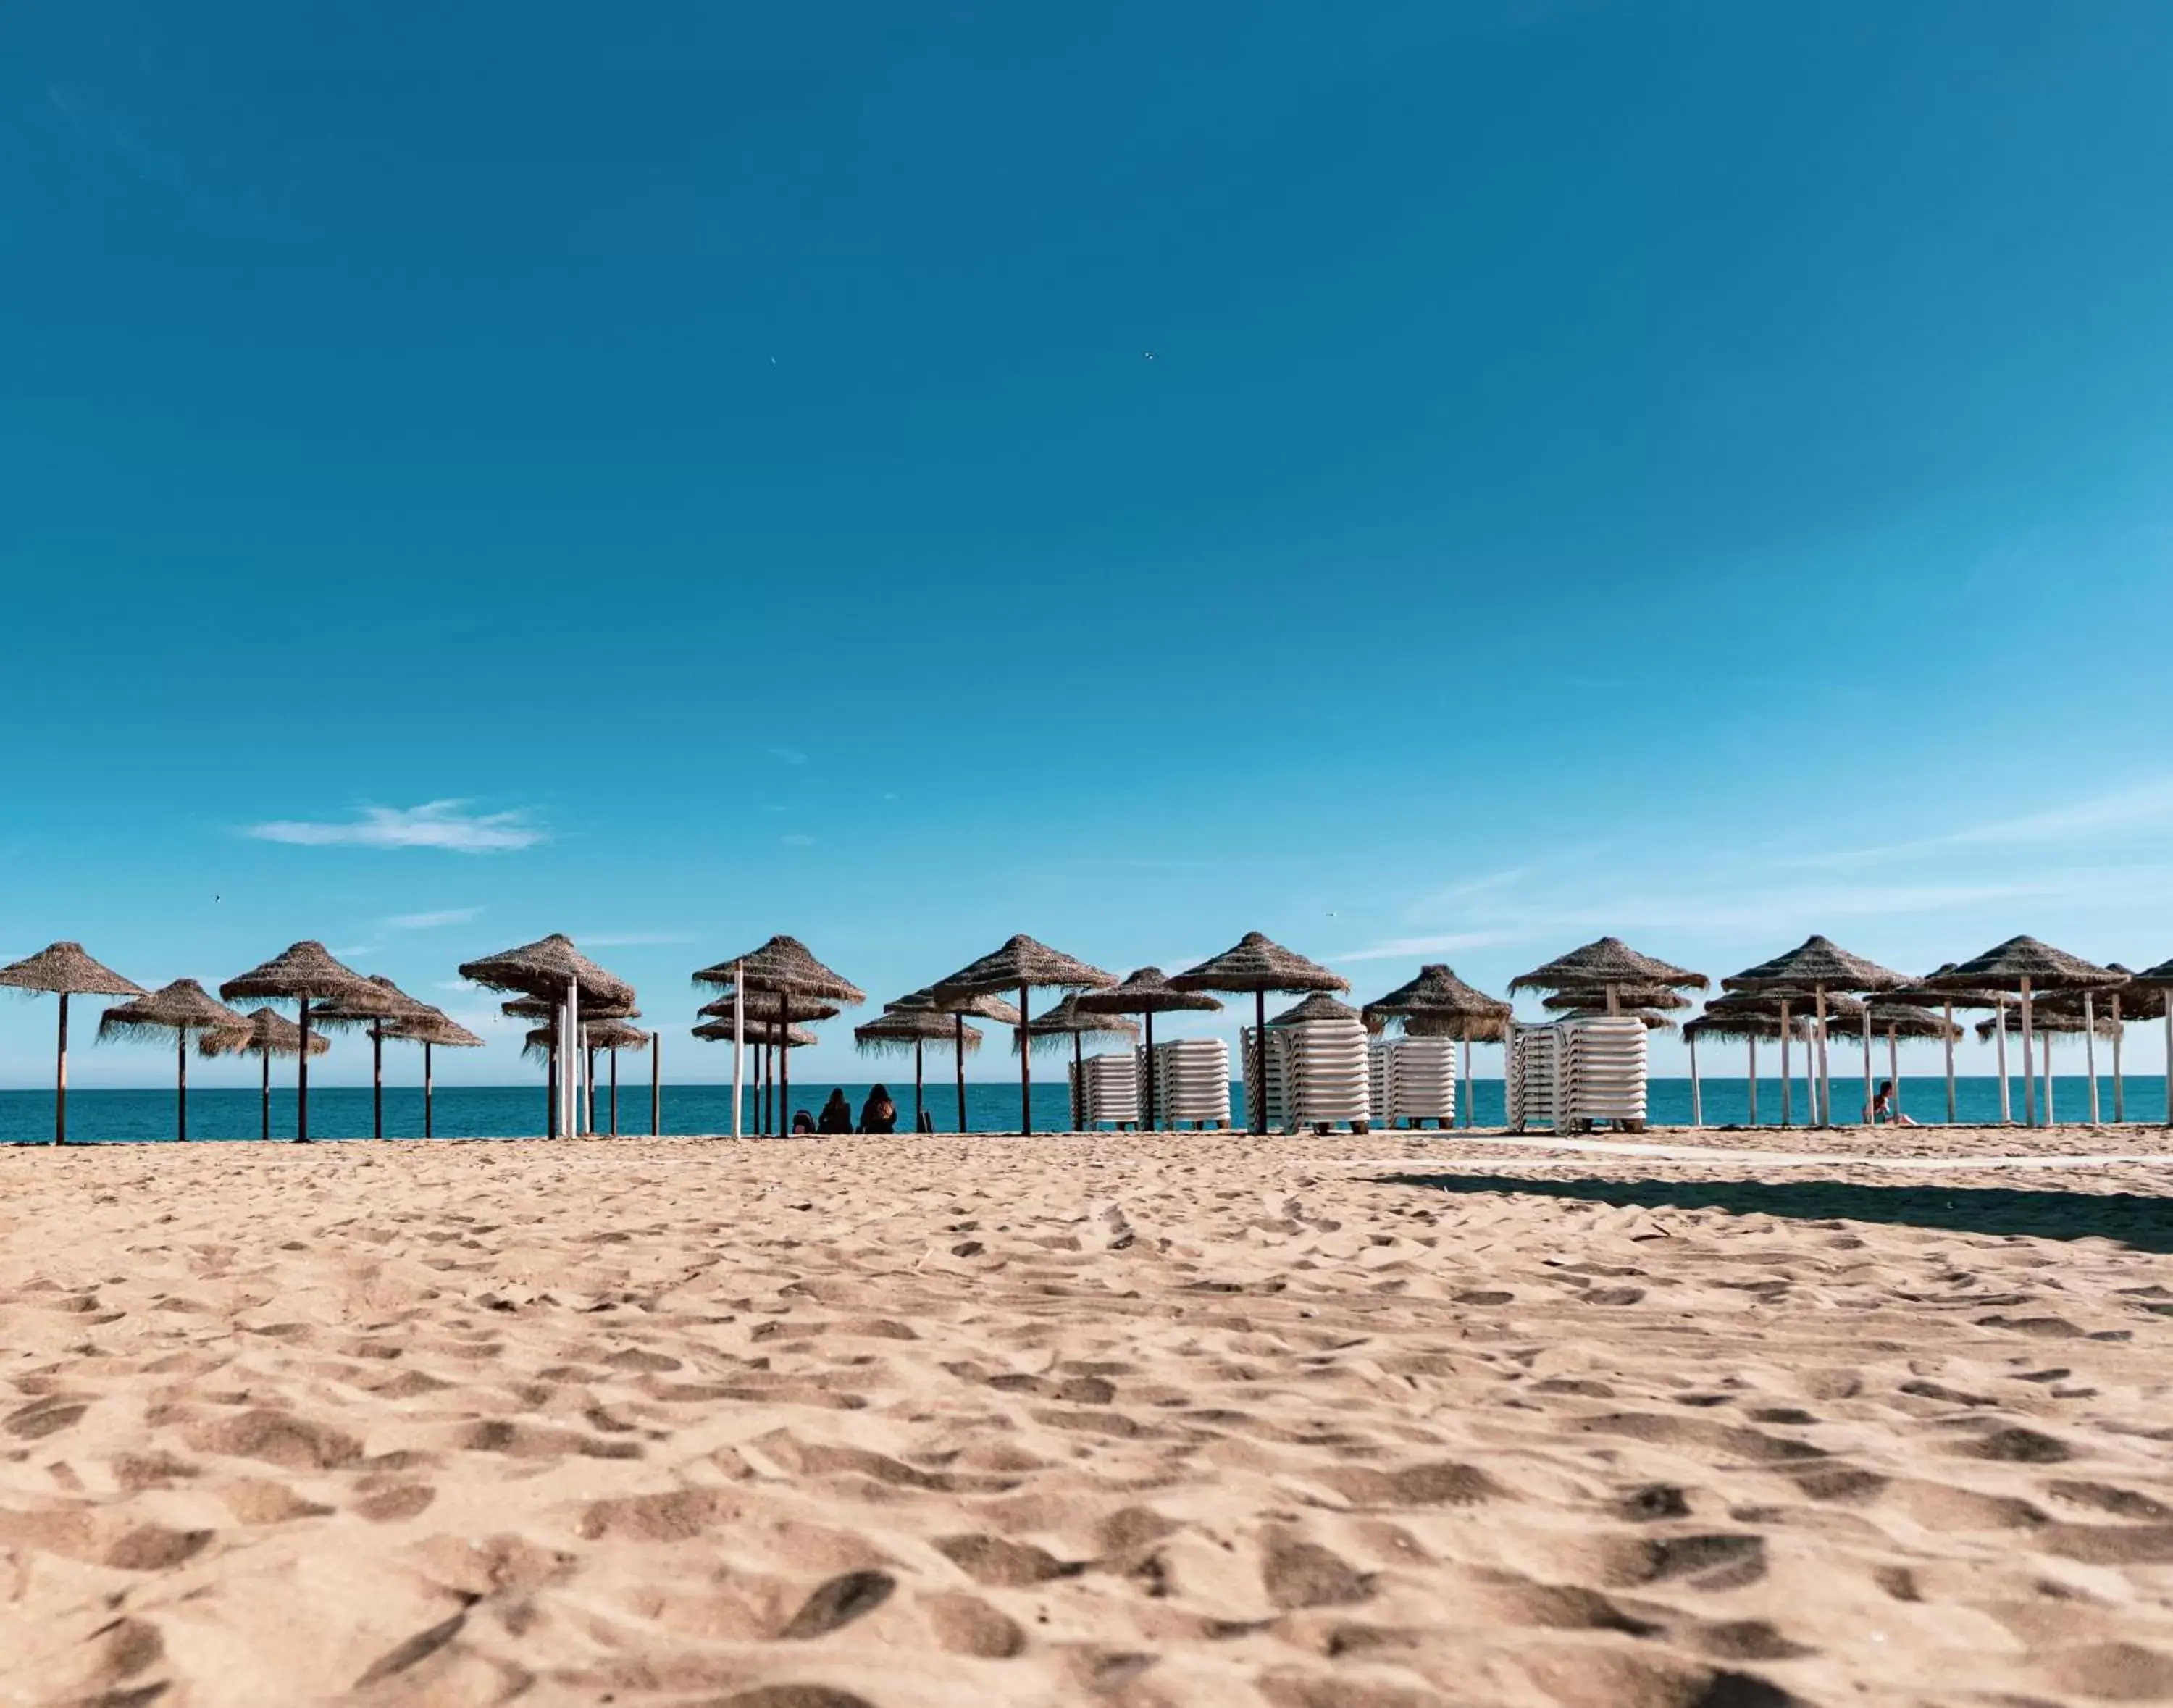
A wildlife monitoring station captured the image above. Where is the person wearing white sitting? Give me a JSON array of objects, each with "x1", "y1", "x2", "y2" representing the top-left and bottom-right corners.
[{"x1": 1870, "y1": 1080, "x2": 1917, "y2": 1126}]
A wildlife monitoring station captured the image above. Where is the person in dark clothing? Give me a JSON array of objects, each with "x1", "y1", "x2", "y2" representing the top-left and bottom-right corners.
[
  {"x1": 790, "y1": 1108, "x2": 816, "y2": 1135},
  {"x1": 859, "y1": 1084, "x2": 898, "y2": 1134},
  {"x1": 817, "y1": 1089, "x2": 854, "y2": 1134}
]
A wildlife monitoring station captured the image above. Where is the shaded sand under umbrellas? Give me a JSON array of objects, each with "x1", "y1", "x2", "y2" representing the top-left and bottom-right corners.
[
  {"x1": 1683, "y1": 1003, "x2": 1814, "y2": 1129},
  {"x1": 0, "y1": 942, "x2": 144, "y2": 1145},
  {"x1": 855, "y1": 1005, "x2": 985, "y2": 1131},
  {"x1": 527, "y1": 1020, "x2": 647, "y2": 1135},
  {"x1": 382, "y1": 1009, "x2": 484, "y2": 1137},
  {"x1": 883, "y1": 987, "x2": 1020, "y2": 1133},
  {"x1": 1075, "y1": 969, "x2": 1222, "y2": 1130},
  {"x1": 1975, "y1": 1004, "x2": 2120, "y2": 1127},
  {"x1": 1171, "y1": 933, "x2": 1349, "y2": 1136},
  {"x1": 220, "y1": 942, "x2": 390, "y2": 1144},
  {"x1": 2124, "y1": 955, "x2": 2173, "y2": 1124},
  {"x1": 95, "y1": 980, "x2": 248, "y2": 1141},
  {"x1": 1828, "y1": 1003, "x2": 1963, "y2": 1124},
  {"x1": 932, "y1": 936, "x2": 1116, "y2": 1134},
  {"x1": 1015, "y1": 995, "x2": 1141, "y2": 1130},
  {"x1": 1720, "y1": 936, "x2": 1904, "y2": 1129},
  {"x1": 692, "y1": 938, "x2": 863, "y2": 1138},
  {"x1": 200, "y1": 1008, "x2": 329, "y2": 1140},
  {"x1": 503, "y1": 996, "x2": 642, "y2": 1137},
  {"x1": 1885, "y1": 965, "x2": 2003, "y2": 1123},
  {"x1": 309, "y1": 974, "x2": 435, "y2": 1139},
  {"x1": 1930, "y1": 937, "x2": 2123, "y2": 1129},
  {"x1": 2036, "y1": 972, "x2": 2161, "y2": 1124},
  {"x1": 694, "y1": 1017, "x2": 813, "y2": 1130},
  {"x1": 461, "y1": 936, "x2": 636, "y2": 1138},
  {"x1": 697, "y1": 989, "x2": 843, "y2": 1135},
  {"x1": 1361, "y1": 964, "x2": 1512, "y2": 1130}
]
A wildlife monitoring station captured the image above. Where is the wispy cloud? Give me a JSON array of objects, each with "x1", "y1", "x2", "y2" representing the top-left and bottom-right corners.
[
  {"x1": 246, "y1": 801, "x2": 546, "y2": 853},
  {"x1": 1338, "y1": 931, "x2": 1517, "y2": 963},
  {"x1": 384, "y1": 906, "x2": 482, "y2": 930},
  {"x1": 575, "y1": 931, "x2": 696, "y2": 947},
  {"x1": 767, "y1": 747, "x2": 808, "y2": 766},
  {"x1": 1794, "y1": 779, "x2": 2173, "y2": 868},
  {"x1": 434, "y1": 979, "x2": 478, "y2": 993},
  {"x1": 782, "y1": 834, "x2": 816, "y2": 847},
  {"x1": 330, "y1": 944, "x2": 378, "y2": 960}
]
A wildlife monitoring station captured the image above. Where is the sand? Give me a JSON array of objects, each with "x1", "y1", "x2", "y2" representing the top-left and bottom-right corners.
[{"x1": 1, "y1": 1128, "x2": 2170, "y2": 1707}]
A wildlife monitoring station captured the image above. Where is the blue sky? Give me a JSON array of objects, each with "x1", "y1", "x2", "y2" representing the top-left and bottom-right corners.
[{"x1": 5, "y1": 1, "x2": 2172, "y2": 1088}]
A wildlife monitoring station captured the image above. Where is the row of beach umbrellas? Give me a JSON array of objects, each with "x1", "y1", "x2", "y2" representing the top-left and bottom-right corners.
[{"x1": 8, "y1": 928, "x2": 2173, "y2": 1142}]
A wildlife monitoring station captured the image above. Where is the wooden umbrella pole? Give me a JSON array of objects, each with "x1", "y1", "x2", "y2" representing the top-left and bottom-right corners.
[
  {"x1": 1144, "y1": 1010, "x2": 1157, "y2": 1131},
  {"x1": 587, "y1": 1044, "x2": 598, "y2": 1135},
  {"x1": 372, "y1": 1020, "x2": 384, "y2": 1139},
  {"x1": 1460, "y1": 1034, "x2": 1471, "y2": 1129},
  {"x1": 54, "y1": 992, "x2": 68, "y2": 1147},
  {"x1": 177, "y1": 1027, "x2": 188, "y2": 1142},
  {"x1": 779, "y1": 1026, "x2": 790, "y2": 1135},
  {"x1": 2044, "y1": 1033, "x2": 2057, "y2": 1125},
  {"x1": 1252, "y1": 991, "x2": 1268, "y2": 1134},
  {"x1": 1943, "y1": 1000, "x2": 1956, "y2": 1124},
  {"x1": 260, "y1": 1050, "x2": 271, "y2": 1141},
  {"x1": 2164, "y1": 1000, "x2": 2172, "y2": 1125},
  {"x1": 609, "y1": 1047, "x2": 619, "y2": 1136},
  {"x1": 1860, "y1": 1005, "x2": 1873, "y2": 1126},
  {"x1": 1814, "y1": 987, "x2": 1829, "y2": 1127},
  {"x1": 1888, "y1": 1029, "x2": 1900, "y2": 1123},
  {"x1": 1778, "y1": 999, "x2": 1791, "y2": 1128},
  {"x1": 424, "y1": 1042, "x2": 435, "y2": 1139},
  {"x1": 1688, "y1": 1031, "x2": 1701, "y2": 1128},
  {"x1": 1018, "y1": 984, "x2": 1032, "y2": 1135},
  {"x1": 2019, "y1": 977, "x2": 2037, "y2": 1128},
  {"x1": 296, "y1": 997, "x2": 311, "y2": 1144},
  {"x1": 1995, "y1": 996, "x2": 2011, "y2": 1123},
  {"x1": 2084, "y1": 992, "x2": 2101, "y2": 1125},
  {"x1": 1072, "y1": 1030, "x2": 1084, "y2": 1130},
  {"x1": 651, "y1": 1031, "x2": 661, "y2": 1136},
  {"x1": 547, "y1": 1042, "x2": 558, "y2": 1139},
  {"x1": 913, "y1": 1038, "x2": 924, "y2": 1131},
  {"x1": 2111, "y1": 995, "x2": 2124, "y2": 1124},
  {"x1": 955, "y1": 1013, "x2": 967, "y2": 1133}
]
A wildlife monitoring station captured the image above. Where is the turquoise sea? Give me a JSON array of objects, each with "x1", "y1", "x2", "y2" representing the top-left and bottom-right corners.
[{"x1": 0, "y1": 1075, "x2": 2164, "y2": 1143}]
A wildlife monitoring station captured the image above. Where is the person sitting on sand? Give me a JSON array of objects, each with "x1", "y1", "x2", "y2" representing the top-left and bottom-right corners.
[
  {"x1": 791, "y1": 1108, "x2": 815, "y2": 1135},
  {"x1": 859, "y1": 1084, "x2": 897, "y2": 1134},
  {"x1": 817, "y1": 1089, "x2": 854, "y2": 1134},
  {"x1": 1870, "y1": 1080, "x2": 1917, "y2": 1126}
]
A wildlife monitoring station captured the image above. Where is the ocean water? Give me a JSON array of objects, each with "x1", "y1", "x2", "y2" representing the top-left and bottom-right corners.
[{"x1": 1, "y1": 1074, "x2": 2164, "y2": 1144}]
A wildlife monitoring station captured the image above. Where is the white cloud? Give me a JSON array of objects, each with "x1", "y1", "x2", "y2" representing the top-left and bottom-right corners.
[
  {"x1": 782, "y1": 834, "x2": 816, "y2": 847},
  {"x1": 767, "y1": 747, "x2": 808, "y2": 766},
  {"x1": 1794, "y1": 779, "x2": 2173, "y2": 868},
  {"x1": 330, "y1": 943, "x2": 379, "y2": 959},
  {"x1": 575, "y1": 932, "x2": 696, "y2": 947},
  {"x1": 1338, "y1": 931, "x2": 1517, "y2": 963},
  {"x1": 385, "y1": 906, "x2": 482, "y2": 930},
  {"x1": 433, "y1": 979, "x2": 478, "y2": 993},
  {"x1": 245, "y1": 801, "x2": 545, "y2": 853}
]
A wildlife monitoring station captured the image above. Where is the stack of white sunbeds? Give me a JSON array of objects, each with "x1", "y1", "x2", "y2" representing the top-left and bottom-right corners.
[
  {"x1": 1379, "y1": 1035, "x2": 1457, "y2": 1127},
  {"x1": 1145, "y1": 1037, "x2": 1231, "y2": 1127},
  {"x1": 1507, "y1": 1015, "x2": 1647, "y2": 1130},
  {"x1": 1073, "y1": 1051, "x2": 1142, "y2": 1129},
  {"x1": 1244, "y1": 1009, "x2": 1371, "y2": 1132}
]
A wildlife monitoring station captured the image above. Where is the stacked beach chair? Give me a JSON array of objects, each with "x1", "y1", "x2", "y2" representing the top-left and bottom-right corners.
[
  {"x1": 1507, "y1": 1017, "x2": 1647, "y2": 1130},
  {"x1": 1368, "y1": 1041, "x2": 1394, "y2": 1124},
  {"x1": 1072, "y1": 1051, "x2": 1141, "y2": 1129},
  {"x1": 1147, "y1": 1037, "x2": 1231, "y2": 1127},
  {"x1": 1244, "y1": 1011, "x2": 1371, "y2": 1132},
  {"x1": 1381, "y1": 1036, "x2": 1457, "y2": 1127}
]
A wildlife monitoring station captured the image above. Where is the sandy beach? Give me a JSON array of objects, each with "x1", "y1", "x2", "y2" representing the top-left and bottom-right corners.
[{"x1": 2, "y1": 1129, "x2": 2170, "y2": 1707}]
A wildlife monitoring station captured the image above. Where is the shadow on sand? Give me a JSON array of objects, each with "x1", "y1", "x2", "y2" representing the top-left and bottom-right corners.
[{"x1": 1377, "y1": 1171, "x2": 2173, "y2": 1255}]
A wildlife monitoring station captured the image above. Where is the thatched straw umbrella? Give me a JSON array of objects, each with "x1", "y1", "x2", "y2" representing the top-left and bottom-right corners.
[
  {"x1": 1975, "y1": 1003, "x2": 2119, "y2": 1126},
  {"x1": 201, "y1": 1007, "x2": 330, "y2": 1140},
  {"x1": 1720, "y1": 937, "x2": 1901, "y2": 1129},
  {"x1": 1540, "y1": 984, "x2": 1691, "y2": 1013},
  {"x1": 1930, "y1": 938, "x2": 2123, "y2": 1129},
  {"x1": 460, "y1": 935, "x2": 635, "y2": 1138},
  {"x1": 1885, "y1": 965, "x2": 1999, "y2": 1124},
  {"x1": 1512, "y1": 938, "x2": 1707, "y2": 1013},
  {"x1": 2036, "y1": 971, "x2": 2159, "y2": 1125},
  {"x1": 2125, "y1": 955, "x2": 2173, "y2": 1126},
  {"x1": 382, "y1": 1008, "x2": 483, "y2": 1137},
  {"x1": 309, "y1": 974, "x2": 436, "y2": 1139},
  {"x1": 1362, "y1": 965, "x2": 1512, "y2": 1129},
  {"x1": 1014, "y1": 994, "x2": 1141, "y2": 1131},
  {"x1": 692, "y1": 938, "x2": 863, "y2": 1138},
  {"x1": 696, "y1": 989, "x2": 842, "y2": 1135},
  {"x1": 877, "y1": 988, "x2": 1020, "y2": 1133},
  {"x1": 219, "y1": 942, "x2": 390, "y2": 1143},
  {"x1": 527, "y1": 1020, "x2": 647, "y2": 1135},
  {"x1": 931, "y1": 936, "x2": 1116, "y2": 1134},
  {"x1": 1686, "y1": 1001, "x2": 1814, "y2": 1129},
  {"x1": 1170, "y1": 933, "x2": 1349, "y2": 1136},
  {"x1": 502, "y1": 992, "x2": 640, "y2": 1136},
  {"x1": 96, "y1": 979, "x2": 248, "y2": 1142},
  {"x1": 855, "y1": 1005, "x2": 986, "y2": 1131},
  {"x1": 1828, "y1": 1003, "x2": 1962, "y2": 1124},
  {"x1": 0, "y1": 943, "x2": 145, "y2": 1145},
  {"x1": 695, "y1": 1015, "x2": 813, "y2": 1131},
  {"x1": 1070, "y1": 969, "x2": 1223, "y2": 1131}
]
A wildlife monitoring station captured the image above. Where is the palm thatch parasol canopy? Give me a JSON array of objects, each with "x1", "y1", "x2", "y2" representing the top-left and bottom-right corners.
[
  {"x1": 459, "y1": 935, "x2": 635, "y2": 1006},
  {"x1": 1557, "y1": 1007, "x2": 1678, "y2": 1031},
  {"x1": 97, "y1": 979, "x2": 248, "y2": 1045},
  {"x1": 386, "y1": 1010, "x2": 485, "y2": 1048},
  {"x1": 1977, "y1": 1008, "x2": 2120, "y2": 1042},
  {"x1": 1361, "y1": 964, "x2": 1510, "y2": 1037},
  {"x1": 1269, "y1": 992, "x2": 1364, "y2": 1026},
  {"x1": 0, "y1": 942, "x2": 144, "y2": 998},
  {"x1": 692, "y1": 937, "x2": 864, "y2": 1003},
  {"x1": 1168, "y1": 932, "x2": 1348, "y2": 997},
  {"x1": 856, "y1": 1009, "x2": 984, "y2": 1053},
  {"x1": 502, "y1": 995, "x2": 641, "y2": 1023},
  {"x1": 222, "y1": 942, "x2": 389, "y2": 1007},
  {"x1": 1511, "y1": 937, "x2": 1707, "y2": 996},
  {"x1": 931, "y1": 934, "x2": 1116, "y2": 1000},
  {"x1": 1402, "y1": 1009, "x2": 1511, "y2": 1043},
  {"x1": 201, "y1": 1008, "x2": 330, "y2": 1059},
  {"x1": 1887, "y1": 963, "x2": 2001, "y2": 1010},
  {"x1": 1851, "y1": 1002, "x2": 1964, "y2": 1042},
  {"x1": 1721, "y1": 935, "x2": 1904, "y2": 995},
  {"x1": 697, "y1": 990, "x2": 842, "y2": 1025},
  {"x1": 1541, "y1": 984, "x2": 1691, "y2": 1013},
  {"x1": 310, "y1": 974, "x2": 435, "y2": 1029},
  {"x1": 695, "y1": 1017, "x2": 816, "y2": 1047},
  {"x1": 527, "y1": 1020, "x2": 649, "y2": 1058},
  {"x1": 887, "y1": 986, "x2": 1021, "y2": 1026},
  {"x1": 1014, "y1": 992, "x2": 1142, "y2": 1055},
  {"x1": 1075, "y1": 968, "x2": 1223, "y2": 1018},
  {"x1": 1685, "y1": 1010, "x2": 1812, "y2": 1043},
  {"x1": 2127, "y1": 954, "x2": 2173, "y2": 989},
  {"x1": 1927, "y1": 937, "x2": 2124, "y2": 993}
]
